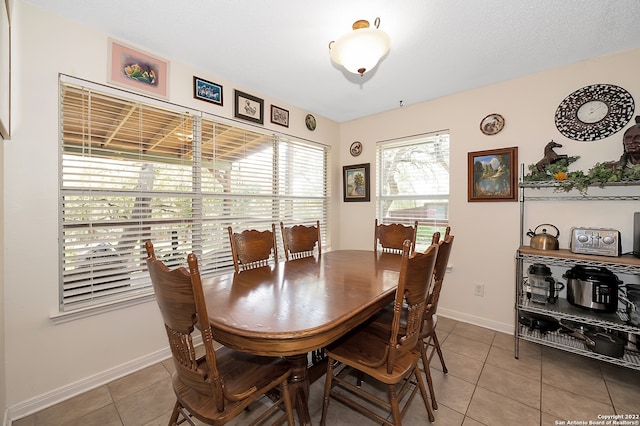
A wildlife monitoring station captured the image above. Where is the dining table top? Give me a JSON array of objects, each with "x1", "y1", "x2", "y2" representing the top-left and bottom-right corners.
[{"x1": 201, "y1": 249, "x2": 403, "y2": 356}]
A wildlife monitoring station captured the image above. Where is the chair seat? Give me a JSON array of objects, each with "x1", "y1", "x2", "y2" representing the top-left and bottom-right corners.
[
  {"x1": 325, "y1": 326, "x2": 421, "y2": 385},
  {"x1": 173, "y1": 347, "x2": 292, "y2": 425}
]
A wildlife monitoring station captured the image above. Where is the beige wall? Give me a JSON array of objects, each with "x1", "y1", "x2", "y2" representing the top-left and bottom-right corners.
[
  {"x1": 3, "y1": 0, "x2": 640, "y2": 421},
  {"x1": 337, "y1": 48, "x2": 640, "y2": 330},
  {"x1": 0, "y1": 0, "x2": 11, "y2": 422},
  {"x1": 0, "y1": 81, "x2": 5, "y2": 424},
  {"x1": 2, "y1": 2, "x2": 339, "y2": 419}
]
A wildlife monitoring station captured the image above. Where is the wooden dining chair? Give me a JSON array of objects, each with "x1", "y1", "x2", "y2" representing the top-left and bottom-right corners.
[
  {"x1": 320, "y1": 239, "x2": 438, "y2": 426},
  {"x1": 228, "y1": 224, "x2": 278, "y2": 273},
  {"x1": 367, "y1": 228, "x2": 454, "y2": 411},
  {"x1": 279, "y1": 220, "x2": 324, "y2": 364},
  {"x1": 145, "y1": 241, "x2": 294, "y2": 426},
  {"x1": 374, "y1": 219, "x2": 418, "y2": 254},
  {"x1": 421, "y1": 226, "x2": 455, "y2": 382},
  {"x1": 280, "y1": 220, "x2": 321, "y2": 261}
]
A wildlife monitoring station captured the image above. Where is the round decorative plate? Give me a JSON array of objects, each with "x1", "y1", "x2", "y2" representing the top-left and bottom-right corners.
[
  {"x1": 350, "y1": 141, "x2": 363, "y2": 156},
  {"x1": 305, "y1": 114, "x2": 317, "y2": 131},
  {"x1": 480, "y1": 113, "x2": 505, "y2": 135},
  {"x1": 554, "y1": 84, "x2": 635, "y2": 141}
]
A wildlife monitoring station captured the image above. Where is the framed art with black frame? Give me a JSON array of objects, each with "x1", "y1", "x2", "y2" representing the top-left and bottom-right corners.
[
  {"x1": 343, "y1": 163, "x2": 370, "y2": 202},
  {"x1": 270, "y1": 105, "x2": 289, "y2": 127},
  {"x1": 193, "y1": 76, "x2": 223, "y2": 106},
  {"x1": 234, "y1": 89, "x2": 264, "y2": 124},
  {"x1": 467, "y1": 147, "x2": 518, "y2": 202}
]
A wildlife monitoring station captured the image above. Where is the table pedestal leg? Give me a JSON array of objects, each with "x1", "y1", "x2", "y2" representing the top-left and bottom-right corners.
[{"x1": 285, "y1": 353, "x2": 311, "y2": 426}]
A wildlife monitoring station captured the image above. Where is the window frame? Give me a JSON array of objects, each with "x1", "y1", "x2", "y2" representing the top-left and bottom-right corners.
[
  {"x1": 376, "y1": 132, "x2": 450, "y2": 249},
  {"x1": 58, "y1": 75, "x2": 329, "y2": 316}
]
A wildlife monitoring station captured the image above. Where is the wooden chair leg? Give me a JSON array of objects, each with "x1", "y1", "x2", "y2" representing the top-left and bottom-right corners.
[
  {"x1": 171, "y1": 400, "x2": 197, "y2": 426},
  {"x1": 280, "y1": 379, "x2": 296, "y2": 426},
  {"x1": 431, "y1": 331, "x2": 448, "y2": 374},
  {"x1": 388, "y1": 384, "x2": 402, "y2": 425},
  {"x1": 421, "y1": 343, "x2": 438, "y2": 411},
  {"x1": 320, "y1": 359, "x2": 336, "y2": 426},
  {"x1": 169, "y1": 400, "x2": 180, "y2": 426},
  {"x1": 414, "y1": 365, "x2": 436, "y2": 423}
]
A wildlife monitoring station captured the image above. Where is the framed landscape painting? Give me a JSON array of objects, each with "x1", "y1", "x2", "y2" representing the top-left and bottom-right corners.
[
  {"x1": 468, "y1": 147, "x2": 518, "y2": 202},
  {"x1": 109, "y1": 39, "x2": 169, "y2": 99},
  {"x1": 343, "y1": 163, "x2": 370, "y2": 202}
]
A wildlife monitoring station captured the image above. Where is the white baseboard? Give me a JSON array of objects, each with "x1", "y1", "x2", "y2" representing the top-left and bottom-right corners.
[
  {"x1": 7, "y1": 347, "x2": 172, "y2": 424},
  {"x1": 438, "y1": 307, "x2": 515, "y2": 335}
]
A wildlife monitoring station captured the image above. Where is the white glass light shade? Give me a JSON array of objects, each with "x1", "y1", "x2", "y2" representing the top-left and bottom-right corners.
[{"x1": 329, "y1": 23, "x2": 390, "y2": 76}]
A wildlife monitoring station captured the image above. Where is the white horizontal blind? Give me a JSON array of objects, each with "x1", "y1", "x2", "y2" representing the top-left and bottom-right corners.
[
  {"x1": 59, "y1": 78, "x2": 329, "y2": 311},
  {"x1": 275, "y1": 136, "x2": 329, "y2": 254},
  {"x1": 376, "y1": 133, "x2": 450, "y2": 247},
  {"x1": 197, "y1": 116, "x2": 278, "y2": 275}
]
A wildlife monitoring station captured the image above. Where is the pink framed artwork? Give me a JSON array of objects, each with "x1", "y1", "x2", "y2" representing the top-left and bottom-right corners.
[{"x1": 108, "y1": 39, "x2": 169, "y2": 99}]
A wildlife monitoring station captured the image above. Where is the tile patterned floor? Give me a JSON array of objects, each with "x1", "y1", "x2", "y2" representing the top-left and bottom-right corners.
[{"x1": 11, "y1": 317, "x2": 640, "y2": 425}]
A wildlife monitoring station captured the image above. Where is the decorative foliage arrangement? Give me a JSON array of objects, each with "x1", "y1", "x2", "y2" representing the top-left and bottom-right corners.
[{"x1": 523, "y1": 156, "x2": 640, "y2": 193}]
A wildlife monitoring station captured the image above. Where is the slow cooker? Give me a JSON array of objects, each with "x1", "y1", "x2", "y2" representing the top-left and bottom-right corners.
[{"x1": 563, "y1": 265, "x2": 621, "y2": 312}]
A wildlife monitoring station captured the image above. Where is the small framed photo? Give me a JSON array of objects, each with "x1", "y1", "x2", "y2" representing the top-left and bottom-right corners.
[
  {"x1": 234, "y1": 90, "x2": 264, "y2": 124},
  {"x1": 343, "y1": 163, "x2": 370, "y2": 202},
  {"x1": 108, "y1": 39, "x2": 169, "y2": 99},
  {"x1": 270, "y1": 105, "x2": 289, "y2": 127},
  {"x1": 468, "y1": 147, "x2": 518, "y2": 202},
  {"x1": 193, "y1": 76, "x2": 223, "y2": 106}
]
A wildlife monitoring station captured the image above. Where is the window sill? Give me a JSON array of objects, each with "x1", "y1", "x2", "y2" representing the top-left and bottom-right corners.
[{"x1": 49, "y1": 293, "x2": 156, "y2": 325}]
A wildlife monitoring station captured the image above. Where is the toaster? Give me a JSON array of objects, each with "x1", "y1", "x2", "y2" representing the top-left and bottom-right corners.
[{"x1": 570, "y1": 227, "x2": 621, "y2": 257}]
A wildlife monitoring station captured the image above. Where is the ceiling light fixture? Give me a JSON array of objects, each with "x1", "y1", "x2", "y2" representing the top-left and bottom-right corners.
[{"x1": 329, "y1": 17, "x2": 390, "y2": 76}]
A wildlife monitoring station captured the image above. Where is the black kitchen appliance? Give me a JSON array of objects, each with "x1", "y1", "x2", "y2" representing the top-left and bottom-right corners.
[
  {"x1": 527, "y1": 263, "x2": 564, "y2": 304},
  {"x1": 563, "y1": 265, "x2": 621, "y2": 312}
]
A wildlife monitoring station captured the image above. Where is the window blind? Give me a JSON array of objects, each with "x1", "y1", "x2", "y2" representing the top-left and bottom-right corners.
[
  {"x1": 376, "y1": 132, "x2": 450, "y2": 247},
  {"x1": 59, "y1": 77, "x2": 329, "y2": 311}
]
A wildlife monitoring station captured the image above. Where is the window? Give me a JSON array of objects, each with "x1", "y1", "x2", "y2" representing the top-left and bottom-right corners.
[
  {"x1": 59, "y1": 76, "x2": 328, "y2": 312},
  {"x1": 376, "y1": 132, "x2": 450, "y2": 248}
]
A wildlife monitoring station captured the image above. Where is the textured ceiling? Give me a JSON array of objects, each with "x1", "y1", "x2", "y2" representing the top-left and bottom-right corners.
[{"x1": 24, "y1": 0, "x2": 640, "y2": 123}]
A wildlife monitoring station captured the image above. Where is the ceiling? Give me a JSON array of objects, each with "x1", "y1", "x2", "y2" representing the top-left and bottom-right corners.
[{"x1": 24, "y1": 0, "x2": 640, "y2": 123}]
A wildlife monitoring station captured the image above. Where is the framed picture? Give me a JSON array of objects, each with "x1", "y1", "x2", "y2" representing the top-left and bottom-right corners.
[
  {"x1": 234, "y1": 90, "x2": 264, "y2": 124},
  {"x1": 270, "y1": 105, "x2": 289, "y2": 127},
  {"x1": 468, "y1": 147, "x2": 518, "y2": 202},
  {"x1": 193, "y1": 76, "x2": 223, "y2": 106},
  {"x1": 343, "y1": 163, "x2": 370, "y2": 202},
  {"x1": 108, "y1": 39, "x2": 169, "y2": 99},
  {"x1": 0, "y1": 0, "x2": 10, "y2": 139}
]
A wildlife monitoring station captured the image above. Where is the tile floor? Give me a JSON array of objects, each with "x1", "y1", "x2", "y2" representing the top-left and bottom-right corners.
[{"x1": 11, "y1": 317, "x2": 640, "y2": 425}]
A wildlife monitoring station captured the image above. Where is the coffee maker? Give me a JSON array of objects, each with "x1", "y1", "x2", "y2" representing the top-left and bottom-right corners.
[{"x1": 527, "y1": 263, "x2": 563, "y2": 304}]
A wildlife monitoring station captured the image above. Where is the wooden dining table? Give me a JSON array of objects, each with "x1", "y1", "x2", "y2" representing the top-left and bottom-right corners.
[{"x1": 200, "y1": 249, "x2": 403, "y2": 425}]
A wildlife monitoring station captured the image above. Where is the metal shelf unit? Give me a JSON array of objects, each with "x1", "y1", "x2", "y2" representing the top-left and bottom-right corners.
[{"x1": 516, "y1": 178, "x2": 640, "y2": 370}]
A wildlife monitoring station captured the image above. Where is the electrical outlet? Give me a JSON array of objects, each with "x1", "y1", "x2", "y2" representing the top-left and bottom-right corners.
[{"x1": 473, "y1": 283, "x2": 484, "y2": 297}]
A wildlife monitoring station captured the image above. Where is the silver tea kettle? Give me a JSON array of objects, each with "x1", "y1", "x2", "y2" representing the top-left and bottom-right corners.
[{"x1": 527, "y1": 224, "x2": 560, "y2": 250}]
